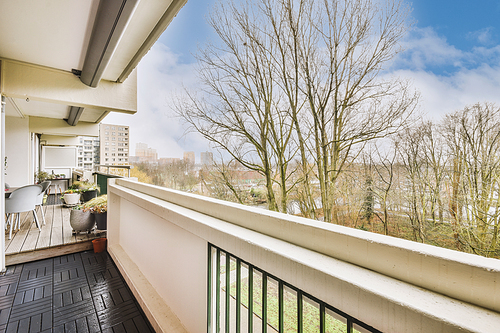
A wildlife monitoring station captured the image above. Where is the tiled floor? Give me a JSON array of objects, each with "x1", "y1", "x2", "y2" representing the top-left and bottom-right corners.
[{"x1": 0, "y1": 251, "x2": 154, "y2": 333}]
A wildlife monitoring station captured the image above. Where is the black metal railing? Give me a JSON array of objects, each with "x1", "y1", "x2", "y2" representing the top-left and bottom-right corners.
[{"x1": 208, "y1": 244, "x2": 381, "y2": 333}]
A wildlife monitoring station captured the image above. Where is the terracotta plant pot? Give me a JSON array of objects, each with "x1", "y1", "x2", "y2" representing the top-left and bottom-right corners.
[
  {"x1": 94, "y1": 212, "x2": 107, "y2": 230},
  {"x1": 92, "y1": 238, "x2": 107, "y2": 253},
  {"x1": 70, "y1": 210, "x2": 95, "y2": 233}
]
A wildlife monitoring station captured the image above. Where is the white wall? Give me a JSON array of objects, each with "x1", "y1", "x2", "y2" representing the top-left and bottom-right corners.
[
  {"x1": 119, "y1": 201, "x2": 207, "y2": 332},
  {"x1": 5, "y1": 116, "x2": 30, "y2": 186}
]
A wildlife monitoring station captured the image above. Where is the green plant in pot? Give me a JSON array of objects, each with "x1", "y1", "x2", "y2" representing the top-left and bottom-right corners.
[
  {"x1": 78, "y1": 181, "x2": 100, "y2": 202},
  {"x1": 35, "y1": 171, "x2": 49, "y2": 184},
  {"x1": 83, "y1": 195, "x2": 107, "y2": 230}
]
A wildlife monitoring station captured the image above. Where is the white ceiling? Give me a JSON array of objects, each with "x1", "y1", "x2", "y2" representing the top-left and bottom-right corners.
[
  {"x1": 0, "y1": 0, "x2": 98, "y2": 73},
  {"x1": 0, "y1": 0, "x2": 185, "y2": 124}
]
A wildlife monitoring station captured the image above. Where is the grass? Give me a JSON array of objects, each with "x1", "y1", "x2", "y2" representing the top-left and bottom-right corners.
[{"x1": 224, "y1": 270, "x2": 353, "y2": 332}]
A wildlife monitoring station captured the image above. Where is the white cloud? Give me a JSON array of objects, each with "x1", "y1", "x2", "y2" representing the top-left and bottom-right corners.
[
  {"x1": 467, "y1": 27, "x2": 495, "y2": 45},
  {"x1": 104, "y1": 43, "x2": 210, "y2": 160},
  {"x1": 386, "y1": 26, "x2": 500, "y2": 122},
  {"x1": 390, "y1": 64, "x2": 500, "y2": 121},
  {"x1": 395, "y1": 27, "x2": 463, "y2": 70}
]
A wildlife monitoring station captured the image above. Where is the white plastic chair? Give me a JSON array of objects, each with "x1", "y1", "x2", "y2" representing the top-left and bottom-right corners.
[
  {"x1": 5, "y1": 184, "x2": 43, "y2": 239},
  {"x1": 35, "y1": 181, "x2": 51, "y2": 225}
]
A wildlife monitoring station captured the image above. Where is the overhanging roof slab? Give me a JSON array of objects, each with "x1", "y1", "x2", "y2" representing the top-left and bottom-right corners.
[
  {"x1": 1, "y1": 60, "x2": 137, "y2": 114},
  {"x1": 29, "y1": 117, "x2": 99, "y2": 137}
]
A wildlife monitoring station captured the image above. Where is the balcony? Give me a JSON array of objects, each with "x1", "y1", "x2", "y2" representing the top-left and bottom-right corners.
[
  {"x1": 97, "y1": 178, "x2": 500, "y2": 333},
  {"x1": 0, "y1": 177, "x2": 499, "y2": 332}
]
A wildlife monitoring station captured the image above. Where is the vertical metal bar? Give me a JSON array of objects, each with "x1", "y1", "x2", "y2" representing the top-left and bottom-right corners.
[
  {"x1": 236, "y1": 259, "x2": 241, "y2": 333},
  {"x1": 248, "y1": 266, "x2": 253, "y2": 332},
  {"x1": 320, "y1": 303, "x2": 325, "y2": 333},
  {"x1": 297, "y1": 291, "x2": 303, "y2": 333},
  {"x1": 262, "y1": 273, "x2": 267, "y2": 333},
  {"x1": 207, "y1": 244, "x2": 212, "y2": 333},
  {"x1": 278, "y1": 281, "x2": 284, "y2": 333},
  {"x1": 347, "y1": 318, "x2": 353, "y2": 333},
  {"x1": 225, "y1": 254, "x2": 230, "y2": 333},
  {"x1": 216, "y1": 249, "x2": 221, "y2": 333}
]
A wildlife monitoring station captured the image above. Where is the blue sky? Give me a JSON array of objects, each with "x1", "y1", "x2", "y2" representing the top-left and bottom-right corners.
[{"x1": 106, "y1": 0, "x2": 500, "y2": 160}]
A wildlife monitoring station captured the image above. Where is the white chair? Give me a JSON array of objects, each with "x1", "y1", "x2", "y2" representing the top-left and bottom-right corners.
[
  {"x1": 35, "y1": 181, "x2": 51, "y2": 225},
  {"x1": 5, "y1": 184, "x2": 43, "y2": 239}
]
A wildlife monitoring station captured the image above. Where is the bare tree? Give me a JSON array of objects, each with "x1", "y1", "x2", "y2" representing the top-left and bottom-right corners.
[
  {"x1": 175, "y1": 0, "x2": 418, "y2": 220},
  {"x1": 442, "y1": 103, "x2": 500, "y2": 257},
  {"x1": 369, "y1": 144, "x2": 397, "y2": 235},
  {"x1": 291, "y1": 0, "x2": 418, "y2": 222}
]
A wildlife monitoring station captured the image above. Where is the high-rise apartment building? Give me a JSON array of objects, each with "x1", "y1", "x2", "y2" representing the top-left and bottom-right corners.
[
  {"x1": 200, "y1": 151, "x2": 214, "y2": 165},
  {"x1": 99, "y1": 123, "x2": 130, "y2": 166},
  {"x1": 77, "y1": 136, "x2": 100, "y2": 170},
  {"x1": 183, "y1": 151, "x2": 195, "y2": 165},
  {"x1": 134, "y1": 142, "x2": 158, "y2": 163}
]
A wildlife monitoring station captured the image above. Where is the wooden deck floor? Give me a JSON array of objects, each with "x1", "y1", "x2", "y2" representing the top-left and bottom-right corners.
[{"x1": 5, "y1": 204, "x2": 106, "y2": 266}]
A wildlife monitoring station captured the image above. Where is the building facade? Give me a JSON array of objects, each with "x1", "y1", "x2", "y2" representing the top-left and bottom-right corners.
[
  {"x1": 200, "y1": 151, "x2": 213, "y2": 165},
  {"x1": 134, "y1": 142, "x2": 158, "y2": 163},
  {"x1": 183, "y1": 151, "x2": 195, "y2": 165},
  {"x1": 77, "y1": 136, "x2": 100, "y2": 170},
  {"x1": 99, "y1": 123, "x2": 130, "y2": 166}
]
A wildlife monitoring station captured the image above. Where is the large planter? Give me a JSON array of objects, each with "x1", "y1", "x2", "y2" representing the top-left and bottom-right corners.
[
  {"x1": 94, "y1": 212, "x2": 107, "y2": 230},
  {"x1": 70, "y1": 210, "x2": 95, "y2": 233},
  {"x1": 63, "y1": 193, "x2": 80, "y2": 205},
  {"x1": 81, "y1": 190, "x2": 98, "y2": 202}
]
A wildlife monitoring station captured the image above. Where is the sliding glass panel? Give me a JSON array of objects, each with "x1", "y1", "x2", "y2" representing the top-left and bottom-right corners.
[
  {"x1": 238, "y1": 263, "x2": 249, "y2": 333},
  {"x1": 301, "y1": 295, "x2": 320, "y2": 332},
  {"x1": 325, "y1": 307, "x2": 347, "y2": 333},
  {"x1": 266, "y1": 276, "x2": 279, "y2": 332},
  {"x1": 229, "y1": 256, "x2": 237, "y2": 333},
  {"x1": 219, "y1": 252, "x2": 227, "y2": 333},
  {"x1": 252, "y1": 270, "x2": 263, "y2": 333},
  {"x1": 283, "y1": 285, "x2": 298, "y2": 333}
]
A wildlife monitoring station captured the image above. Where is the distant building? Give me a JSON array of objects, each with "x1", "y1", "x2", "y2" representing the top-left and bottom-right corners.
[
  {"x1": 183, "y1": 151, "x2": 195, "y2": 165},
  {"x1": 77, "y1": 136, "x2": 100, "y2": 170},
  {"x1": 200, "y1": 151, "x2": 214, "y2": 165},
  {"x1": 134, "y1": 142, "x2": 158, "y2": 163},
  {"x1": 100, "y1": 123, "x2": 130, "y2": 166},
  {"x1": 159, "y1": 157, "x2": 181, "y2": 165}
]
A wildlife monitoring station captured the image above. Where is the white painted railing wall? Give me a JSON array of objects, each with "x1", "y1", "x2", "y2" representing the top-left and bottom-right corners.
[{"x1": 107, "y1": 178, "x2": 500, "y2": 333}]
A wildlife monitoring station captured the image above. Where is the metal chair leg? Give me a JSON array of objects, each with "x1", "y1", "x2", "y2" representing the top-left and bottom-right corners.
[
  {"x1": 33, "y1": 210, "x2": 41, "y2": 231},
  {"x1": 5, "y1": 213, "x2": 10, "y2": 230},
  {"x1": 8, "y1": 213, "x2": 15, "y2": 240},
  {"x1": 15, "y1": 213, "x2": 20, "y2": 230},
  {"x1": 37, "y1": 205, "x2": 46, "y2": 225}
]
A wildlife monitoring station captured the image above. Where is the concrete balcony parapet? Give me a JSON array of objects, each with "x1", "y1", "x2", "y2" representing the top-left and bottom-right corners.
[{"x1": 107, "y1": 178, "x2": 500, "y2": 333}]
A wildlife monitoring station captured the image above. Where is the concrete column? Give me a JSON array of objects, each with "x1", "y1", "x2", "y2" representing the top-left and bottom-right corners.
[{"x1": 1, "y1": 96, "x2": 6, "y2": 272}]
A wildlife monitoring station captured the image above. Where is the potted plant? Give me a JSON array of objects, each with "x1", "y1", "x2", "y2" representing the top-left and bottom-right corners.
[
  {"x1": 35, "y1": 170, "x2": 49, "y2": 184},
  {"x1": 69, "y1": 205, "x2": 95, "y2": 234},
  {"x1": 63, "y1": 189, "x2": 80, "y2": 206},
  {"x1": 78, "y1": 181, "x2": 100, "y2": 202},
  {"x1": 83, "y1": 195, "x2": 107, "y2": 230}
]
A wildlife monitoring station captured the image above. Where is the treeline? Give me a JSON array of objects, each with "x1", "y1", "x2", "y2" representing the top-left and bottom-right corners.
[
  {"x1": 131, "y1": 160, "x2": 198, "y2": 191},
  {"x1": 203, "y1": 103, "x2": 500, "y2": 258}
]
